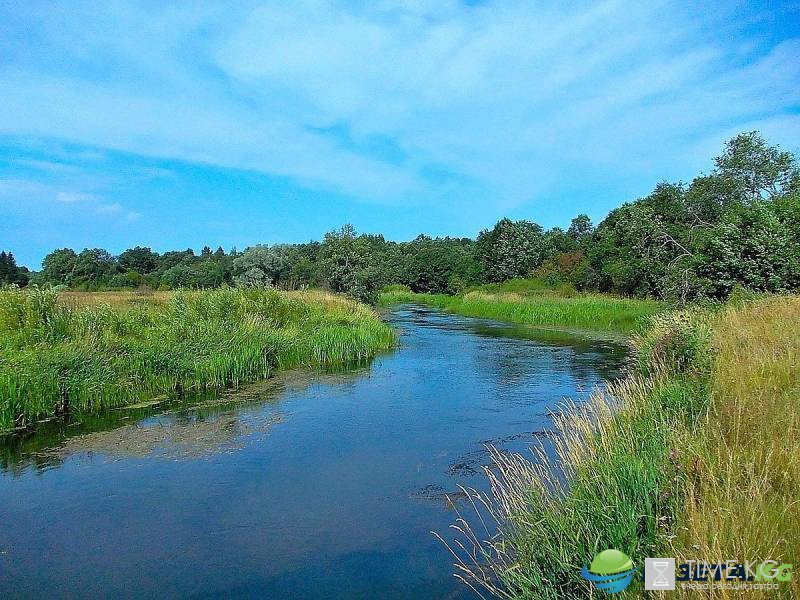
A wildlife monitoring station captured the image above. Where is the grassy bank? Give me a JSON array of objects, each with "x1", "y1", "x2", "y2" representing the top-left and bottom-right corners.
[
  {"x1": 444, "y1": 296, "x2": 799, "y2": 598},
  {"x1": 0, "y1": 287, "x2": 395, "y2": 433},
  {"x1": 379, "y1": 280, "x2": 663, "y2": 333}
]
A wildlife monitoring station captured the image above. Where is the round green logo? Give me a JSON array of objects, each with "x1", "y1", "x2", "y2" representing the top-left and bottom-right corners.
[{"x1": 581, "y1": 549, "x2": 637, "y2": 594}]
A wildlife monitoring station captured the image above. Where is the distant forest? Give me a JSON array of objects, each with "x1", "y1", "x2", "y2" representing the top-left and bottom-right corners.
[{"x1": 3, "y1": 132, "x2": 799, "y2": 304}]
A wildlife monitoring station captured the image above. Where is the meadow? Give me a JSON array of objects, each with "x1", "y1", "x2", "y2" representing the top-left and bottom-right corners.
[
  {"x1": 442, "y1": 295, "x2": 800, "y2": 599},
  {"x1": 379, "y1": 279, "x2": 664, "y2": 333},
  {"x1": 0, "y1": 286, "x2": 395, "y2": 433}
]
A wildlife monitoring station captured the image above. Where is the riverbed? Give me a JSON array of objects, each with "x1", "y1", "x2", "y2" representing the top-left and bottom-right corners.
[{"x1": 0, "y1": 305, "x2": 626, "y2": 599}]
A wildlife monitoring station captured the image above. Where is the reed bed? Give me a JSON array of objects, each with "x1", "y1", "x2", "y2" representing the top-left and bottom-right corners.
[
  {"x1": 439, "y1": 296, "x2": 800, "y2": 598},
  {"x1": 379, "y1": 287, "x2": 663, "y2": 333},
  {"x1": 0, "y1": 286, "x2": 395, "y2": 432}
]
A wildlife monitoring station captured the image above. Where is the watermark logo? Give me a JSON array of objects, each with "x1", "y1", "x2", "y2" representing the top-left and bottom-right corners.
[
  {"x1": 581, "y1": 549, "x2": 637, "y2": 594},
  {"x1": 641, "y1": 557, "x2": 793, "y2": 592},
  {"x1": 645, "y1": 558, "x2": 676, "y2": 590}
]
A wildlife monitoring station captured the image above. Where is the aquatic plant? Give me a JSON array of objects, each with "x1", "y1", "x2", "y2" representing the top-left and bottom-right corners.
[{"x1": 0, "y1": 286, "x2": 395, "y2": 432}]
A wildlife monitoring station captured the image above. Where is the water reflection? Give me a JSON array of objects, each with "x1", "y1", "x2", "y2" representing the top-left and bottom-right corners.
[
  {"x1": 0, "y1": 305, "x2": 627, "y2": 600},
  {"x1": 0, "y1": 370, "x2": 366, "y2": 476}
]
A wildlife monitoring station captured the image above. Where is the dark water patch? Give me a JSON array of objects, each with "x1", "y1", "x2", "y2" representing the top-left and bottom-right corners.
[{"x1": 0, "y1": 305, "x2": 626, "y2": 599}]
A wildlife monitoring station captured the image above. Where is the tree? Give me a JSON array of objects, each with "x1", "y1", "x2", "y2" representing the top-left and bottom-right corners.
[
  {"x1": 40, "y1": 248, "x2": 78, "y2": 284},
  {"x1": 233, "y1": 245, "x2": 291, "y2": 287},
  {"x1": 155, "y1": 249, "x2": 195, "y2": 278},
  {"x1": 109, "y1": 270, "x2": 144, "y2": 288},
  {"x1": 476, "y1": 219, "x2": 547, "y2": 282},
  {"x1": 17, "y1": 130, "x2": 800, "y2": 302},
  {"x1": 118, "y1": 246, "x2": 159, "y2": 274},
  {"x1": 0, "y1": 251, "x2": 29, "y2": 286},
  {"x1": 72, "y1": 248, "x2": 117, "y2": 282},
  {"x1": 588, "y1": 202, "x2": 664, "y2": 296},
  {"x1": 402, "y1": 236, "x2": 479, "y2": 293},
  {"x1": 694, "y1": 201, "x2": 800, "y2": 298},
  {"x1": 318, "y1": 224, "x2": 377, "y2": 303},
  {"x1": 715, "y1": 131, "x2": 799, "y2": 203},
  {"x1": 567, "y1": 214, "x2": 594, "y2": 242}
]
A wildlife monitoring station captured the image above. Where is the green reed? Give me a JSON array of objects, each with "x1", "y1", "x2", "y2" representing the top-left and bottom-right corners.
[
  {"x1": 379, "y1": 284, "x2": 664, "y2": 333},
  {"x1": 0, "y1": 286, "x2": 395, "y2": 432}
]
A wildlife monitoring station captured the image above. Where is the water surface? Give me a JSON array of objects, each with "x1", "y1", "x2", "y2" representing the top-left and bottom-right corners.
[{"x1": 0, "y1": 306, "x2": 626, "y2": 599}]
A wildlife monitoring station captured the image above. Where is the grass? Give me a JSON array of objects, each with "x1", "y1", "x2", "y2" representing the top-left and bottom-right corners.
[
  {"x1": 671, "y1": 297, "x2": 800, "y2": 597},
  {"x1": 440, "y1": 296, "x2": 800, "y2": 598},
  {"x1": 379, "y1": 279, "x2": 664, "y2": 333},
  {"x1": 0, "y1": 286, "x2": 395, "y2": 433}
]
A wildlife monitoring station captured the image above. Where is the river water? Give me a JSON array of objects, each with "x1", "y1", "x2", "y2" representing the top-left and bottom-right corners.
[{"x1": 0, "y1": 306, "x2": 626, "y2": 599}]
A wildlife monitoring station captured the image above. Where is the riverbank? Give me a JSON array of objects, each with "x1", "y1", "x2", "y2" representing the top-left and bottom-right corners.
[
  {"x1": 445, "y1": 295, "x2": 800, "y2": 598},
  {"x1": 379, "y1": 282, "x2": 663, "y2": 333},
  {"x1": 0, "y1": 287, "x2": 395, "y2": 432}
]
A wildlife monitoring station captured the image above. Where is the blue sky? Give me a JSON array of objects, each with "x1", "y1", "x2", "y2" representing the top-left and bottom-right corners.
[{"x1": 1, "y1": 1, "x2": 799, "y2": 269}]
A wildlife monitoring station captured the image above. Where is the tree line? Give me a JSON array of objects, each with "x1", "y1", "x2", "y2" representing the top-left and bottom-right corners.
[{"x1": 2, "y1": 132, "x2": 798, "y2": 304}]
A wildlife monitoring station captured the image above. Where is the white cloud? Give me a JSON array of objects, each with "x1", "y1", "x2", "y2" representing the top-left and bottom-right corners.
[
  {"x1": 0, "y1": 0, "x2": 798, "y2": 209},
  {"x1": 0, "y1": 177, "x2": 139, "y2": 223},
  {"x1": 95, "y1": 202, "x2": 123, "y2": 215},
  {"x1": 56, "y1": 191, "x2": 95, "y2": 203}
]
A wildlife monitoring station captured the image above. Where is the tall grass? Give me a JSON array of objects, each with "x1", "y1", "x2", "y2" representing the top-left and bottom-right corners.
[
  {"x1": 670, "y1": 296, "x2": 800, "y2": 598},
  {"x1": 440, "y1": 296, "x2": 800, "y2": 598},
  {"x1": 0, "y1": 286, "x2": 395, "y2": 432},
  {"x1": 380, "y1": 284, "x2": 663, "y2": 333}
]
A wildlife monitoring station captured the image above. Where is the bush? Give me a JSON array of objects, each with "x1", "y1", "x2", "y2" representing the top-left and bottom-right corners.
[{"x1": 631, "y1": 310, "x2": 712, "y2": 377}]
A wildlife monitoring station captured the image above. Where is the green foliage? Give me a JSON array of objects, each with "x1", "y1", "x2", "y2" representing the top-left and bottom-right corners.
[
  {"x1": 381, "y1": 283, "x2": 411, "y2": 293},
  {"x1": 567, "y1": 214, "x2": 594, "y2": 241},
  {"x1": 631, "y1": 310, "x2": 712, "y2": 377},
  {"x1": 695, "y1": 200, "x2": 800, "y2": 297},
  {"x1": 401, "y1": 235, "x2": 478, "y2": 294},
  {"x1": 72, "y1": 248, "x2": 117, "y2": 284},
  {"x1": 0, "y1": 252, "x2": 29, "y2": 286},
  {"x1": 317, "y1": 225, "x2": 377, "y2": 304},
  {"x1": 13, "y1": 132, "x2": 800, "y2": 303},
  {"x1": 118, "y1": 246, "x2": 158, "y2": 274},
  {"x1": 476, "y1": 218, "x2": 549, "y2": 282},
  {"x1": 586, "y1": 133, "x2": 800, "y2": 301},
  {"x1": 162, "y1": 261, "x2": 225, "y2": 289},
  {"x1": 714, "y1": 131, "x2": 799, "y2": 203},
  {"x1": 38, "y1": 248, "x2": 78, "y2": 285},
  {"x1": 233, "y1": 244, "x2": 291, "y2": 287}
]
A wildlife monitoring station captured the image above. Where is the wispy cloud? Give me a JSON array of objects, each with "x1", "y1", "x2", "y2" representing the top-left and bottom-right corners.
[
  {"x1": 0, "y1": 1, "x2": 798, "y2": 269},
  {"x1": 0, "y1": 0, "x2": 797, "y2": 209},
  {"x1": 56, "y1": 191, "x2": 94, "y2": 203},
  {"x1": 0, "y1": 176, "x2": 139, "y2": 223}
]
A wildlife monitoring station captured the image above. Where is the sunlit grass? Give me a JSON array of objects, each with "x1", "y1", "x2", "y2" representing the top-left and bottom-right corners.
[
  {"x1": 440, "y1": 296, "x2": 800, "y2": 599},
  {"x1": 669, "y1": 296, "x2": 800, "y2": 598},
  {"x1": 0, "y1": 286, "x2": 395, "y2": 432},
  {"x1": 380, "y1": 283, "x2": 664, "y2": 333}
]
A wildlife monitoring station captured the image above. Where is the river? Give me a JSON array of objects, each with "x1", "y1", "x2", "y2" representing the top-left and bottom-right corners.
[{"x1": 0, "y1": 305, "x2": 626, "y2": 599}]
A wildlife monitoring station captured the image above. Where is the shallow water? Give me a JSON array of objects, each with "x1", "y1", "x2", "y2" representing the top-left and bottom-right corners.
[{"x1": 0, "y1": 306, "x2": 626, "y2": 599}]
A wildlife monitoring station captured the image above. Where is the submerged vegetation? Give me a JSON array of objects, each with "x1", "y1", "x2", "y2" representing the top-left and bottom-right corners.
[
  {"x1": 442, "y1": 295, "x2": 800, "y2": 598},
  {"x1": 0, "y1": 286, "x2": 394, "y2": 433},
  {"x1": 379, "y1": 279, "x2": 663, "y2": 333}
]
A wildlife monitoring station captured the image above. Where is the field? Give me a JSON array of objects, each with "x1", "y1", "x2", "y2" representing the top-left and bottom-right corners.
[
  {"x1": 0, "y1": 287, "x2": 395, "y2": 432},
  {"x1": 443, "y1": 295, "x2": 800, "y2": 599},
  {"x1": 380, "y1": 279, "x2": 664, "y2": 333}
]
